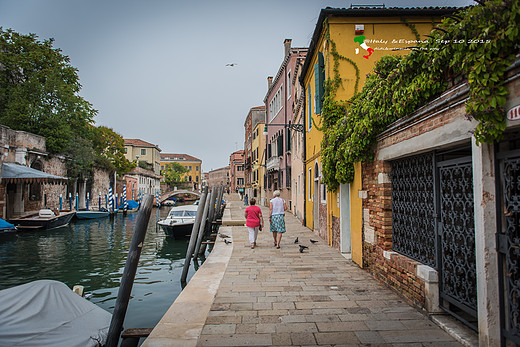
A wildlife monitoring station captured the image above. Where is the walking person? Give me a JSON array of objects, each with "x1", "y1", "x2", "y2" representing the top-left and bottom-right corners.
[
  {"x1": 244, "y1": 198, "x2": 263, "y2": 249},
  {"x1": 244, "y1": 194, "x2": 248, "y2": 206},
  {"x1": 269, "y1": 190, "x2": 287, "y2": 249}
]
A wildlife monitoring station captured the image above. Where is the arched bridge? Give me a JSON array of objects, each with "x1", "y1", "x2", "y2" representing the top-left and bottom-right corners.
[{"x1": 161, "y1": 189, "x2": 201, "y2": 203}]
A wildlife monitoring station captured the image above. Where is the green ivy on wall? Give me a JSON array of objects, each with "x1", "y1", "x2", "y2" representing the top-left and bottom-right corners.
[{"x1": 321, "y1": 0, "x2": 520, "y2": 191}]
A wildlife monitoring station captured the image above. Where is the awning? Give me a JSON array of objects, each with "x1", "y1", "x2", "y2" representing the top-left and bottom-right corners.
[{"x1": 1, "y1": 162, "x2": 68, "y2": 184}]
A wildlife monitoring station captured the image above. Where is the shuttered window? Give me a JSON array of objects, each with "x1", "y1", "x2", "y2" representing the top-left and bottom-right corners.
[{"x1": 314, "y1": 52, "x2": 325, "y2": 114}]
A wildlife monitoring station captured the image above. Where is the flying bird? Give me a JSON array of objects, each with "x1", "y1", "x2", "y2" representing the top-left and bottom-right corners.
[
  {"x1": 299, "y1": 245, "x2": 309, "y2": 253},
  {"x1": 226, "y1": 63, "x2": 237, "y2": 67},
  {"x1": 310, "y1": 239, "x2": 319, "y2": 244},
  {"x1": 224, "y1": 239, "x2": 232, "y2": 244},
  {"x1": 294, "y1": 237, "x2": 299, "y2": 244}
]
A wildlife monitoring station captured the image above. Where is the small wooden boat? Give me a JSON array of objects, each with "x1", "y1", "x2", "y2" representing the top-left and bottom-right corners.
[
  {"x1": 10, "y1": 209, "x2": 76, "y2": 231},
  {"x1": 75, "y1": 209, "x2": 110, "y2": 220}
]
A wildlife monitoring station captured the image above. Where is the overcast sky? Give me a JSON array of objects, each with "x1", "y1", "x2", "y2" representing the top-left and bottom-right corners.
[{"x1": 0, "y1": 0, "x2": 474, "y2": 171}]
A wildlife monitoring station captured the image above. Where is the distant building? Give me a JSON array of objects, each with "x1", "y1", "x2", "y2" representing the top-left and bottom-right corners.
[
  {"x1": 244, "y1": 106, "x2": 266, "y2": 204},
  {"x1": 208, "y1": 166, "x2": 230, "y2": 188},
  {"x1": 124, "y1": 138, "x2": 162, "y2": 176},
  {"x1": 124, "y1": 166, "x2": 161, "y2": 199},
  {"x1": 160, "y1": 153, "x2": 202, "y2": 191},
  {"x1": 229, "y1": 150, "x2": 244, "y2": 195}
]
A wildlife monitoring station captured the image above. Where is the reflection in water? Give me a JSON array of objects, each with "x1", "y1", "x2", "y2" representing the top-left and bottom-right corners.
[{"x1": 0, "y1": 207, "x2": 207, "y2": 330}]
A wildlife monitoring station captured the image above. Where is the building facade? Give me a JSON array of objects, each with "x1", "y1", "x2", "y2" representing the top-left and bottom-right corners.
[
  {"x1": 290, "y1": 53, "x2": 306, "y2": 222},
  {"x1": 300, "y1": 7, "x2": 455, "y2": 264},
  {"x1": 160, "y1": 153, "x2": 202, "y2": 190},
  {"x1": 124, "y1": 138, "x2": 162, "y2": 176},
  {"x1": 229, "y1": 150, "x2": 244, "y2": 195},
  {"x1": 252, "y1": 119, "x2": 266, "y2": 206},
  {"x1": 208, "y1": 166, "x2": 229, "y2": 188},
  {"x1": 244, "y1": 106, "x2": 266, "y2": 202},
  {"x1": 264, "y1": 39, "x2": 307, "y2": 207}
]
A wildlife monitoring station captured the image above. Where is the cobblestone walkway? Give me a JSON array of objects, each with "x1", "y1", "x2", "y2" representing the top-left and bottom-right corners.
[{"x1": 197, "y1": 197, "x2": 462, "y2": 346}]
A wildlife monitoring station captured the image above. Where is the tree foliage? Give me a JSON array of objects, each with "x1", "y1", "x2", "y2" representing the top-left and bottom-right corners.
[
  {"x1": 162, "y1": 163, "x2": 189, "y2": 187},
  {"x1": 0, "y1": 28, "x2": 96, "y2": 154},
  {"x1": 91, "y1": 126, "x2": 135, "y2": 175}
]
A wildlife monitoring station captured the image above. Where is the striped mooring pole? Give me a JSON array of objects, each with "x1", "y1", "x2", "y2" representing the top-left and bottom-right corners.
[
  {"x1": 108, "y1": 187, "x2": 114, "y2": 213},
  {"x1": 123, "y1": 185, "x2": 127, "y2": 210}
]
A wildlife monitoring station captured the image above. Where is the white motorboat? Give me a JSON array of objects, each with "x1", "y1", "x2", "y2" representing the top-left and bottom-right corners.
[{"x1": 157, "y1": 205, "x2": 198, "y2": 239}]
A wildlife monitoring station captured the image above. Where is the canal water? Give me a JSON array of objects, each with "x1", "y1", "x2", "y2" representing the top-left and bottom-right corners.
[{"x1": 0, "y1": 206, "x2": 208, "y2": 334}]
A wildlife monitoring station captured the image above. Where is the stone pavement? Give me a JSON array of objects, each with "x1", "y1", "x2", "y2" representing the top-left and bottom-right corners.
[{"x1": 196, "y1": 195, "x2": 464, "y2": 346}]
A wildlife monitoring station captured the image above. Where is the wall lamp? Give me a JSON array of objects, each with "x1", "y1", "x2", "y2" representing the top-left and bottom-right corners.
[{"x1": 263, "y1": 123, "x2": 304, "y2": 136}]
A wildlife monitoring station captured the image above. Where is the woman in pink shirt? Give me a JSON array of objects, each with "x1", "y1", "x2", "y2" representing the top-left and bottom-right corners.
[{"x1": 244, "y1": 198, "x2": 264, "y2": 249}]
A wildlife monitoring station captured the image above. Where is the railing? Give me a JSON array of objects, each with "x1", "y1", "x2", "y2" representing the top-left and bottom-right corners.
[{"x1": 266, "y1": 156, "x2": 281, "y2": 171}]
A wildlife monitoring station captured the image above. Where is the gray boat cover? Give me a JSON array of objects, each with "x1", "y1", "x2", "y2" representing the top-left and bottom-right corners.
[{"x1": 0, "y1": 280, "x2": 111, "y2": 346}]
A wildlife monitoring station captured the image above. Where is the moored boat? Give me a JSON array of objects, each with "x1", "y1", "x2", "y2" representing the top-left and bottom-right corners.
[
  {"x1": 10, "y1": 209, "x2": 76, "y2": 231},
  {"x1": 75, "y1": 209, "x2": 110, "y2": 220},
  {"x1": 0, "y1": 218, "x2": 17, "y2": 235},
  {"x1": 157, "y1": 204, "x2": 198, "y2": 239},
  {"x1": 0, "y1": 280, "x2": 111, "y2": 346}
]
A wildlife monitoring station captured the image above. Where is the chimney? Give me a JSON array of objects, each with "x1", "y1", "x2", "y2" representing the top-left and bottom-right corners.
[
  {"x1": 267, "y1": 76, "x2": 273, "y2": 90},
  {"x1": 284, "y1": 39, "x2": 292, "y2": 57}
]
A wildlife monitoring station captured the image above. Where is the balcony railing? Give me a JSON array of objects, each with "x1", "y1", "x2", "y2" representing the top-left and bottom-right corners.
[{"x1": 266, "y1": 156, "x2": 281, "y2": 172}]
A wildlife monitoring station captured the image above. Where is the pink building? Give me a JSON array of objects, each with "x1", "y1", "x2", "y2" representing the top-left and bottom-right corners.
[
  {"x1": 264, "y1": 39, "x2": 307, "y2": 206},
  {"x1": 229, "y1": 150, "x2": 244, "y2": 194}
]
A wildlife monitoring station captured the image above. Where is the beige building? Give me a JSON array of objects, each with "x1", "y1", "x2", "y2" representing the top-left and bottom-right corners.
[
  {"x1": 124, "y1": 139, "x2": 162, "y2": 176},
  {"x1": 208, "y1": 166, "x2": 229, "y2": 188}
]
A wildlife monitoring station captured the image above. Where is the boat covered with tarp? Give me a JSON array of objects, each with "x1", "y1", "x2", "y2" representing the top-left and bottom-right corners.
[
  {"x1": 0, "y1": 218, "x2": 16, "y2": 234},
  {"x1": 0, "y1": 280, "x2": 111, "y2": 346}
]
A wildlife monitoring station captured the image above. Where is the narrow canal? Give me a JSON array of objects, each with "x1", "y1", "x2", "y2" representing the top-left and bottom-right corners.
[{"x1": 0, "y1": 206, "x2": 207, "y2": 334}]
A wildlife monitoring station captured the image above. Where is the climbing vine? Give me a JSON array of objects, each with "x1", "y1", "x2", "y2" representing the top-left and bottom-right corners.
[{"x1": 321, "y1": 0, "x2": 520, "y2": 190}]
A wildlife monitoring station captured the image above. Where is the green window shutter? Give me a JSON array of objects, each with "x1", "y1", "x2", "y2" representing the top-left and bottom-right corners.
[
  {"x1": 308, "y1": 88, "x2": 312, "y2": 130},
  {"x1": 315, "y1": 52, "x2": 325, "y2": 114},
  {"x1": 314, "y1": 63, "x2": 320, "y2": 114}
]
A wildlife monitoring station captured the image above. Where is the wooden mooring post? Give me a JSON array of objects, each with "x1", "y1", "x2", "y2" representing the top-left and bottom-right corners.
[
  {"x1": 180, "y1": 186, "x2": 208, "y2": 285},
  {"x1": 193, "y1": 188, "x2": 211, "y2": 259},
  {"x1": 105, "y1": 194, "x2": 154, "y2": 347}
]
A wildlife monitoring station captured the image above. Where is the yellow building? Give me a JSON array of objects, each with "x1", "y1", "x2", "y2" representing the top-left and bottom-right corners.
[
  {"x1": 301, "y1": 7, "x2": 456, "y2": 266},
  {"x1": 160, "y1": 153, "x2": 202, "y2": 190},
  {"x1": 124, "y1": 138, "x2": 162, "y2": 176},
  {"x1": 251, "y1": 120, "x2": 265, "y2": 205}
]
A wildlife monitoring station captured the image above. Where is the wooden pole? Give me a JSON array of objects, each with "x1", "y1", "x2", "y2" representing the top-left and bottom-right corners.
[
  {"x1": 181, "y1": 187, "x2": 208, "y2": 285},
  {"x1": 205, "y1": 187, "x2": 217, "y2": 234},
  {"x1": 216, "y1": 186, "x2": 225, "y2": 218},
  {"x1": 193, "y1": 191, "x2": 211, "y2": 259},
  {"x1": 105, "y1": 194, "x2": 154, "y2": 347}
]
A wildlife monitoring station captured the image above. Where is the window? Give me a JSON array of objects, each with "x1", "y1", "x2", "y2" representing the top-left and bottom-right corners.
[
  {"x1": 141, "y1": 149, "x2": 146, "y2": 155},
  {"x1": 287, "y1": 70, "x2": 291, "y2": 98},
  {"x1": 269, "y1": 85, "x2": 283, "y2": 122},
  {"x1": 196, "y1": 176, "x2": 199, "y2": 182},
  {"x1": 314, "y1": 52, "x2": 325, "y2": 114},
  {"x1": 196, "y1": 166, "x2": 199, "y2": 171},
  {"x1": 189, "y1": 176, "x2": 192, "y2": 181},
  {"x1": 321, "y1": 183, "x2": 327, "y2": 203},
  {"x1": 188, "y1": 166, "x2": 192, "y2": 170},
  {"x1": 308, "y1": 88, "x2": 312, "y2": 131}
]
